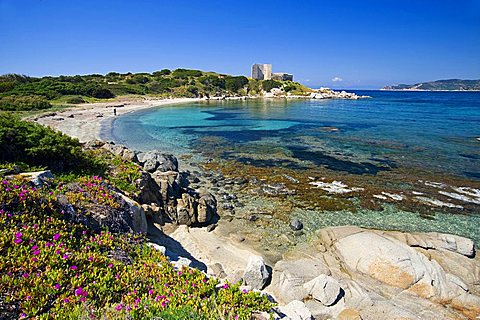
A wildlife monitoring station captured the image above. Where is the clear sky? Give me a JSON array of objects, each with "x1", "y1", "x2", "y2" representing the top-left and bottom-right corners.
[{"x1": 1, "y1": 0, "x2": 479, "y2": 89}]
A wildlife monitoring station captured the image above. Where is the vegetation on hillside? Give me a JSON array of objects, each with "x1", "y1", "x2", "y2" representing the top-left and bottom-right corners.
[
  {"x1": 383, "y1": 79, "x2": 480, "y2": 91},
  {"x1": 0, "y1": 69, "x2": 312, "y2": 111},
  {"x1": 0, "y1": 115, "x2": 274, "y2": 318}
]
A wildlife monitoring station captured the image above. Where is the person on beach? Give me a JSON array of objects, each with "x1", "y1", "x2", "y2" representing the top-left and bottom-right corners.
[{"x1": 113, "y1": 108, "x2": 117, "y2": 116}]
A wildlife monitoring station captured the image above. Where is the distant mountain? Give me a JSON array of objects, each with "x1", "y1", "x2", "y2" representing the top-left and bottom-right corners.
[{"x1": 383, "y1": 79, "x2": 480, "y2": 91}]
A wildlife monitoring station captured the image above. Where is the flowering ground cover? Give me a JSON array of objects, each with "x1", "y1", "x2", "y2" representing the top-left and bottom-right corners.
[{"x1": 0, "y1": 175, "x2": 273, "y2": 319}]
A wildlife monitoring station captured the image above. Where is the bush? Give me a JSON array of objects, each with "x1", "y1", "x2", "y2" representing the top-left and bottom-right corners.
[
  {"x1": 0, "y1": 96, "x2": 52, "y2": 111},
  {"x1": 153, "y1": 69, "x2": 171, "y2": 77},
  {"x1": 0, "y1": 113, "x2": 104, "y2": 173},
  {"x1": 64, "y1": 96, "x2": 86, "y2": 104},
  {"x1": 172, "y1": 69, "x2": 203, "y2": 79},
  {"x1": 90, "y1": 87, "x2": 115, "y2": 99},
  {"x1": 225, "y1": 76, "x2": 248, "y2": 93},
  {"x1": 261, "y1": 80, "x2": 281, "y2": 92}
]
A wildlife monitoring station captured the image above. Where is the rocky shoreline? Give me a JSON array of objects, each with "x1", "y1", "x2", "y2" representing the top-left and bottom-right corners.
[
  {"x1": 26, "y1": 140, "x2": 477, "y2": 320},
  {"x1": 27, "y1": 98, "x2": 480, "y2": 319}
]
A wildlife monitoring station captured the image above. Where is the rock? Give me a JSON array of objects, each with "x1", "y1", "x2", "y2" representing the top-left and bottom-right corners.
[
  {"x1": 334, "y1": 231, "x2": 466, "y2": 301},
  {"x1": 152, "y1": 171, "x2": 182, "y2": 203},
  {"x1": 389, "y1": 231, "x2": 475, "y2": 258},
  {"x1": 270, "y1": 258, "x2": 331, "y2": 303},
  {"x1": 209, "y1": 263, "x2": 227, "y2": 278},
  {"x1": 197, "y1": 193, "x2": 217, "y2": 224},
  {"x1": 226, "y1": 270, "x2": 244, "y2": 285},
  {"x1": 206, "y1": 224, "x2": 217, "y2": 232},
  {"x1": 243, "y1": 255, "x2": 271, "y2": 290},
  {"x1": 118, "y1": 193, "x2": 148, "y2": 234},
  {"x1": 139, "y1": 150, "x2": 178, "y2": 173},
  {"x1": 337, "y1": 308, "x2": 362, "y2": 320},
  {"x1": 171, "y1": 257, "x2": 192, "y2": 270},
  {"x1": 146, "y1": 242, "x2": 166, "y2": 255},
  {"x1": 20, "y1": 170, "x2": 54, "y2": 187},
  {"x1": 278, "y1": 300, "x2": 314, "y2": 320},
  {"x1": 135, "y1": 172, "x2": 163, "y2": 206},
  {"x1": 175, "y1": 193, "x2": 197, "y2": 225},
  {"x1": 303, "y1": 274, "x2": 342, "y2": 306},
  {"x1": 290, "y1": 218, "x2": 303, "y2": 231},
  {"x1": 83, "y1": 140, "x2": 105, "y2": 148}
]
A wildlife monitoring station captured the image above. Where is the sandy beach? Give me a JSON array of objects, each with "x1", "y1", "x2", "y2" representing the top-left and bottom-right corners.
[{"x1": 31, "y1": 97, "x2": 202, "y2": 142}]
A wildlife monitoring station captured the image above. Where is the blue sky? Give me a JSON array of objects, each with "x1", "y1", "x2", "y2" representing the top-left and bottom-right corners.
[{"x1": 1, "y1": 0, "x2": 479, "y2": 89}]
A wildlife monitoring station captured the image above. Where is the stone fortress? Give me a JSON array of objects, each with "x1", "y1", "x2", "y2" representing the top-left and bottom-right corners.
[{"x1": 252, "y1": 63, "x2": 293, "y2": 81}]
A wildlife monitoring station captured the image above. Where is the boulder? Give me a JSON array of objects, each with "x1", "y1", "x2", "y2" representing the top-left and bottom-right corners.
[
  {"x1": 197, "y1": 193, "x2": 217, "y2": 224},
  {"x1": 118, "y1": 193, "x2": 148, "y2": 234},
  {"x1": 176, "y1": 192, "x2": 200, "y2": 225},
  {"x1": 152, "y1": 171, "x2": 181, "y2": 203},
  {"x1": 277, "y1": 300, "x2": 313, "y2": 320},
  {"x1": 135, "y1": 172, "x2": 163, "y2": 205},
  {"x1": 303, "y1": 274, "x2": 342, "y2": 306},
  {"x1": 270, "y1": 258, "x2": 330, "y2": 303},
  {"x1": 20, "y1": 170, "x2": 54, "y2": 187},
  {"x1": 243, "y1": 255, "x2": 271, "y2": 290},
  {"x1": 139, "y1": 150, "x2": 178, "y2": 173},
  {"x1": 334, "y1": 231, "x2": 465, "y2": 302}
]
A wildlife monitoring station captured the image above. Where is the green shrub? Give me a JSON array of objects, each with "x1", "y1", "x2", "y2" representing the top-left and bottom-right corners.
[
  {"x1": 0, "y1": 113, "x2": 104, "y2": 174},
  {"x1": 64, "y1": 96, "x2": 86, "y2": 104},
  {"x1": 0, "y1": 96, "x2": 52, "y2": 111},
  {"x1": 261, "y1": 80, "x2": 282, "y2": 92},
  {"x1": 225, "y1": 76, "x2": 248, "y2": 93},
  {"x1": 172, "y1": 69, "x2": 203, "y2": 79}
]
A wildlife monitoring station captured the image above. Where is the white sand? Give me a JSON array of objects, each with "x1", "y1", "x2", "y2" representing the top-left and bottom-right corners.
[{"x1": 32, "y1": 97, "x2": 202, "y2": 142}]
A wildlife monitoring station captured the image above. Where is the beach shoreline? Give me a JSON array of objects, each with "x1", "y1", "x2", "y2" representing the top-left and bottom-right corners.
[{"x1": 31, "y1": 97, "x2": 203, "y2": 142}]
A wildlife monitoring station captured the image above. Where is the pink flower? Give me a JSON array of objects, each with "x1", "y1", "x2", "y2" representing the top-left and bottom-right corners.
[
  {"x1": 54, "y1": 283, "x2": 60, "y2": 290},
  {"x1": 161, "y1": 301, "x2": 167, "y2": 308},
  {"x1": 32, "y1": 257, "x2": 38, "y2": 262},
  {"x1": 53, "y1": 234, "x2": 61, "y2": 241},
  {"x1": 70, "y1": 265, "x2": 77, "y2": 270},
  {"x1": 79, "y1": 297, "x2": 86, "y2": 302},
  {"x1": 74, "y1": 287, "x2": 87, "y2": 297},
  {"x1": 33, "y1": 250, "x2": 40, "y2": 255},
  {"x1": 108, "y1": 263, "x2": 113, "y2": 268},
  {"x1": 14, "y1": 238, "x2": 22, "y2": 244},
  {"x1": 148, "y1": 289, "x2": 153, "y2": 295},
  {"x1": 63, "y1": 298, "x2": 69, "y2": 303},
  {"x1": 15, "y1": 232, "x2": 22, "y2": 238},
  {"x1": 115, "y1": 304, "x2": 123, "y2": 311},
  {"x1": 31, "y1": 245, "x2": 38, "y2": 250},
  {"x1": 22, "y1": 273, "x2": 29, "y2": 278}
]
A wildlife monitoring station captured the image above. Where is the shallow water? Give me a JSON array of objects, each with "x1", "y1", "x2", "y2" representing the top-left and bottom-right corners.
[
  {"x1": 109, "y1": 91, "x2": 480, "y2": 178},
  {"x1": 106, "y1": 91, "x2": 480, "y2": 244}
]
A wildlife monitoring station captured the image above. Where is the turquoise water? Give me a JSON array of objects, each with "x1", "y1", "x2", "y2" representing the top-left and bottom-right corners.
[
  {"x1": 108, "y1": 91, "x2": 480, "y2": 178},
  {"x1": 105, "y1": 91, "x2": 480, "y2": 244}
]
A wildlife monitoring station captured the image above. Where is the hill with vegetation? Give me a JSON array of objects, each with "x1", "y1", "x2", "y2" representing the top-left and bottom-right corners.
[
  {"x1": 0, "y1": 69, "x2": 311, "y2": 112},
  {"x1": 0, "y1": 114, "x2": 273, "y2": 319},
  {"x1": 383, "y1": 79, "x2": 480, "y2": 91}
]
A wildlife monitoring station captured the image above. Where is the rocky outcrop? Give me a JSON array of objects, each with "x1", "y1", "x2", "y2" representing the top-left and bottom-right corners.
[
  {"x1": 83, "y1": 141, "x2": 218, "y2": 227},
  {"x1": 264, "y1": 226, "x2": 480, "y2": 320},
  {"x1": 138, "y1": 150, "x2": 178, "y2": 173}
]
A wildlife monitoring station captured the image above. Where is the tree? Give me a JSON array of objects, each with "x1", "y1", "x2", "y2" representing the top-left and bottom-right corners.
[{"x1": 225, "y1": 76, "x2": 248, "y2": 92}]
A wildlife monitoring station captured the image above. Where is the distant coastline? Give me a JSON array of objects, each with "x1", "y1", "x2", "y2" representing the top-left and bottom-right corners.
[{"x1": 383, "y1": 78, "x2": 480, "y2": 91}]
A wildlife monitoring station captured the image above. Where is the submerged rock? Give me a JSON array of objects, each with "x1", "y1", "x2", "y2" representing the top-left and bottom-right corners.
[{"x1": 290, "y1": 218, "x2": 303, "y2": 231}]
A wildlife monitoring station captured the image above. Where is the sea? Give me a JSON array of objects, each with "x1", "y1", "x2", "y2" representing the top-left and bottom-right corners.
[{"x1": 104, "y1": 91, "x2": 480, "y2": 244}]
